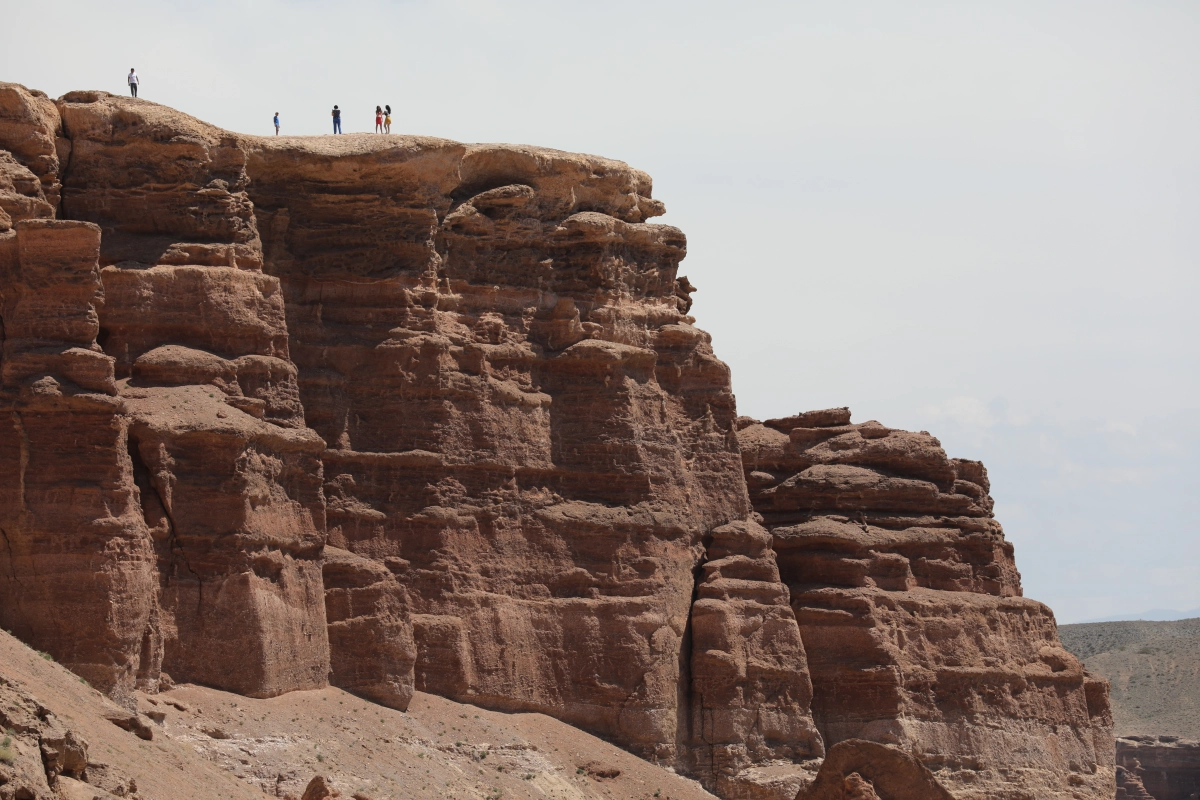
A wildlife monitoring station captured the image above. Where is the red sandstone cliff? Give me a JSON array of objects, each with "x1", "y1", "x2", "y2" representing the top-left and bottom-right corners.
[
  {"x1": 0, "y1": 82, "x2": 1113, "y2": 799},
  {"x1": 737, "y1": 410, "x2": 1115, "y2": 798},
  {"x1": 1117, "y1": 737, "x2": 1200, "y2": 800}
]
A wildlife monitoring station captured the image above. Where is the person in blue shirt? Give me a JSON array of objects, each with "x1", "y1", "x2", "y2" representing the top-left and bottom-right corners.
[
  {"x1": 273, "y1": 113, "x2": 280, "y2": 135},
  {"x1": 331, "y1": 105, "x2": 342, "y2": 134}
]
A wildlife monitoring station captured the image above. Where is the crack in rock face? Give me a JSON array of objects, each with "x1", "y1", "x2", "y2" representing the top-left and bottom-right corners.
[{"x1": 0, "y1": 81, "x2": 1116, "y2": 800}]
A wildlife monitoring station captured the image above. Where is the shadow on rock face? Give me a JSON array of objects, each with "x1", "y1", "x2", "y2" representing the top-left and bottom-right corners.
[{"x1": 795, "y1": 739, "x2": 955, "y2": 800}]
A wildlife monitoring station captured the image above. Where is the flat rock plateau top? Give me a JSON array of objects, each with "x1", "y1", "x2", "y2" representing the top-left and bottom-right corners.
[{"x1": 0, "y1": 83, "x2": 1115, "y2": 800}]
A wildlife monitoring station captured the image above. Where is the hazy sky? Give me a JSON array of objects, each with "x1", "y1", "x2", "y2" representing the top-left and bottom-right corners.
[{"x1": 4, "y1": 0, "x2": 1197, "y2": 623}]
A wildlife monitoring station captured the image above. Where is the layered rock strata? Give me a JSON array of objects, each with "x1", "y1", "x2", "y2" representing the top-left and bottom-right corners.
[
  {"x1": 242, "y1": 111, "x2": 825, "y2": 780},
  {"x1": 322, "y1": 546, "x2": 416, "y2": 711},
  {"x1": 0, "y1": 84, "x2": 330, "y2": 705},
  {"x1": 0, "y1": 83, "x2": 63, "y2": 217},
  {"x1": 0, "y1": 81, "x2": 1115, "y2": 799},
  {"x1": 0, "y1": 671, "x2": 101, "y2": 800},
  {"x1": 1117, "y1": 737, "x2": 1200, "y2": 800},
  {"x1": 738, "y1": 410, "x2": 1115, "y2": 799},
  {"x1": 0, "y1": 218, "x2": 159, "y2": 703},
  {"x1": 0, "y1": 84, "x2": 822, "y2": 787},
  {"x1": 1116, "y1": 763, "x2": 1157, "y2": 800}
]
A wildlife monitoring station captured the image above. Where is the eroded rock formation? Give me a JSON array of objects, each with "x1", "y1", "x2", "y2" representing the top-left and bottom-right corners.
[
  {"x1": 0, "y1": 81, "x2": 1114, "y2": 799},
  {"x1": 1117, "y1": 737, "x2": 1200, "y2": 800},
  {"x1": 1, "y1": 85, "x2": 329, "y2": 706},
  {"x1": 738, "y1": 410, "x2": 1115, "y2": 798},
  {"x1": 794, "y1": 739, "x2": 955, "y2": 800},
  {"x1": 1116, "y1": 762, "x2": 1157, "y2": 800},
  {"x1": 0, "y1": 83, "x2": 62, "y2": 220},
  {"x1": 322, "y1": 546, "x2": 415, "y2": 711},
  {"x1": 0, "y1": 667, "x2": 140, "y2": 800}
]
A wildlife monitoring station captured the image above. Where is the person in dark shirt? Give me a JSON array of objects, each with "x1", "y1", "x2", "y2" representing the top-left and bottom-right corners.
[{"x1": 331, "y1": 105, "x2": 342, "y2": 134}]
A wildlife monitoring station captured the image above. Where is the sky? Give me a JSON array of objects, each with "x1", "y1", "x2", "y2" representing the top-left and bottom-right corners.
[{"x1": 3, "y1": 0, "x2": 1198, "y2": 624}]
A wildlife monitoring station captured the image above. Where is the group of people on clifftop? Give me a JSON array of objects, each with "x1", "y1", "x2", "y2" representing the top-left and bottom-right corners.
[
  {"x1": 329, "y1": 104, "x2": 392, "y2": 134},
  {"x1": 124, "y1": 68, "x2": 394, "y2": 136}
]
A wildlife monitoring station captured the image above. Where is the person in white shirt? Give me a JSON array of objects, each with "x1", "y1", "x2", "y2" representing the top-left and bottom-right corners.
[{"x1": 128, "y1": 69, "x2": 139, "y2": 98}]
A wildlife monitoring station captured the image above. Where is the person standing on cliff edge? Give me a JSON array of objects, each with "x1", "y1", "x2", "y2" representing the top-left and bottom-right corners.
[
  {"x1": 127, "y1": 68, "x2": 139, "y2": 97},
  {"x1": 274, "y1": 112, "x2": 280, "y2": 135},
  {"x1": 332, "y1": 105, "x2": 342, "y2": 134}
]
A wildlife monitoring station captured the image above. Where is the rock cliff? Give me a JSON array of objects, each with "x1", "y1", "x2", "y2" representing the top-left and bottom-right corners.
[
  {"x1": 1116, "y1": 737, "x2": 1200, "y2": 800},
  {"x1": 0, "y1": 82, "x2": 1113, "y2": 799},
  {"x1": 737, "y1": 411, "x2": 1115, "y2": 799}
]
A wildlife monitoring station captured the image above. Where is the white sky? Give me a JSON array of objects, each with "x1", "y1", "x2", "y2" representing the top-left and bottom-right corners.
[{"x1": 4, "y1": 0, "x2": 1197, "y2": 623}]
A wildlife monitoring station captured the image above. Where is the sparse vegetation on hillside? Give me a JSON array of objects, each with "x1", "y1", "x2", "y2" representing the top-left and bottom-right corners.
[
  {"x1": 1060, "y1": 617, "x2": 1200, "y2": 739},
  {"x1": 0, "y1": 733, "x2": 15, "y2": 765}
]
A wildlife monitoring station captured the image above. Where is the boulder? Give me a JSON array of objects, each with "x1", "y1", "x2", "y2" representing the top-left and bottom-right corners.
[{"x1": 794, "y1": 739, "x2": 954, "y2": 800}]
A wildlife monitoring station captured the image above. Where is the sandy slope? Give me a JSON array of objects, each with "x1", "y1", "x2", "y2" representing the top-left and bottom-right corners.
[
  {"x1": 1, "y1": 628, "x2": 716, "y2": 800},
  {"x1": 1060, "y1": 617, "x2": 1200, "y2": 739}
]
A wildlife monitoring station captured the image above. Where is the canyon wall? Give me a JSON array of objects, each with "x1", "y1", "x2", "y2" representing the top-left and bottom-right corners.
[
  {"x1": 0, "y1": 82, "x2": 1113, "y2": 799},
  {"x1": 1117, "y1": 737, "x2": 1200, "y2": 800},
  {"x1": 737, "y1": 410, "x2": 1115, "y2": 799},
  {"x1": 1, "y1": 84, "x2": 331, "y2": 705}
]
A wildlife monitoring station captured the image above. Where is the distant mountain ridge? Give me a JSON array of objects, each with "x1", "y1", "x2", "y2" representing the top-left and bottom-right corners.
[
  {"x1": 1078, "y1": 608, "x2": 1200, "y2": 624},
  {"x1": 1060, "y1": 617, "x2": 1200, "y2": 740}
]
